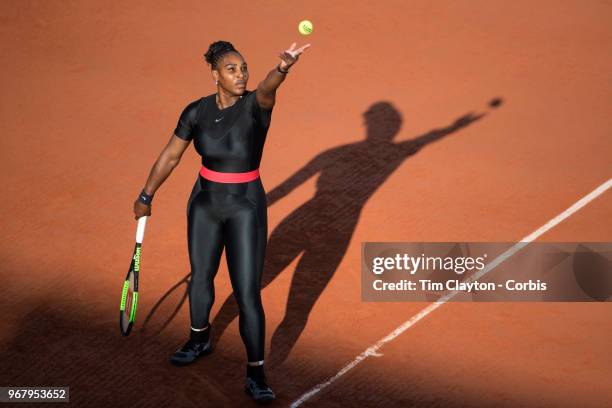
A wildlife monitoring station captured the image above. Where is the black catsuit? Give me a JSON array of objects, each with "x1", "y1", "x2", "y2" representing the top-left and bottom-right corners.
[{"x1": 173, "y1": 90, "x2": 272, "y2": 362}]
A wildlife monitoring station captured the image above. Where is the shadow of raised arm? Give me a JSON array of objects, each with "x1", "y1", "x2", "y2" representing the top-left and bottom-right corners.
[{"x1": 399, "y1": 111, "x2": 486, "y2": 154}]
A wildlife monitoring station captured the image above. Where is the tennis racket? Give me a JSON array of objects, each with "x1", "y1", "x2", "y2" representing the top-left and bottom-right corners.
[{"x1": 119, "y1": 216, "x2": 147, "y2": 336}]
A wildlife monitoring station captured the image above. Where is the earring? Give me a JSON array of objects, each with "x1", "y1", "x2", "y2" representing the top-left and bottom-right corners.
[{"x1": 215, "y1": 80, "x2": 218, "y2": 85}]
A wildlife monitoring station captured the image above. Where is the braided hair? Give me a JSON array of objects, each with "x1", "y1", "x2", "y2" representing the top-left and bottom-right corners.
[{"x1": 204, "y1": 41, "x2": 240, "y2": 69}]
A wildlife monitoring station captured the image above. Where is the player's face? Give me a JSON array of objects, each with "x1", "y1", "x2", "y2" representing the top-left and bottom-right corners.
[{"x1": 215, "y1": 52, "x2": 249, "y2": 95}]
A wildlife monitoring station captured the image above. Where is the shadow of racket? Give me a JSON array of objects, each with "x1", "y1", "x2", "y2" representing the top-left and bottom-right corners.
[{"x1": 140, "y1": 273, "x2": 190, "y2": 336}]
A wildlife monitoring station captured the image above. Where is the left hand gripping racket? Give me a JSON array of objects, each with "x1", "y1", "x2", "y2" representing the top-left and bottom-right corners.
[{"x1": 119, "y1": 216, "x2": 147, "y2": 336}]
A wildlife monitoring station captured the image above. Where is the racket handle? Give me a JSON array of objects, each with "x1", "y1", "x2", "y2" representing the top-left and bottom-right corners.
[{"x1": 136, "y1": 216, "x2": 147, "y2": 243}]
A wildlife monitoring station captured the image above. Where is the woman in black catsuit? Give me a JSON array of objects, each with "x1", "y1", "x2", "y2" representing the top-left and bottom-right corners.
[{"x1": 133, "y1": 40, "x2": 310, "y2": 403}]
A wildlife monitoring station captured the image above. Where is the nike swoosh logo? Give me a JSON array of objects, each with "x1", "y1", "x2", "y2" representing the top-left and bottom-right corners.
[{"x1": 215, "y1": 117, "x2": 223, "y2": 123}]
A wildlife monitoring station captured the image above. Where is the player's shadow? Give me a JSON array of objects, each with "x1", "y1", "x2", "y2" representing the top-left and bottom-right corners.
[{"x1": 211, "y1": 98, "x2": 503, "y2": 366}]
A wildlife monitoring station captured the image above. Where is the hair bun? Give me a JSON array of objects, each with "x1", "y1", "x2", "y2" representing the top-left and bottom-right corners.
[{"x1": 204, "y1": 41, "x2": 238, "y2": 68}]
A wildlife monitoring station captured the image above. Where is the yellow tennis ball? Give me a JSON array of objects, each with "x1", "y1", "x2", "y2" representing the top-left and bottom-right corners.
[{"x1": 298, "y1": 20, "x2": 313, "y2": 36}]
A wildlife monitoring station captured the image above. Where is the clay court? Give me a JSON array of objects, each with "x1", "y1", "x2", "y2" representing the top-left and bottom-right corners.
[{"x1": 1, "y1": 1, "x2": 611, "y2": 406}]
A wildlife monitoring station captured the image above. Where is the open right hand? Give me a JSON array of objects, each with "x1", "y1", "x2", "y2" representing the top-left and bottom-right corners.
[
  {"x1": 133, "y1": 200, "x2": 152, "y2": 220},
  {"x1": 278, "y1": 42, "x2": 311, "y2": 71}
]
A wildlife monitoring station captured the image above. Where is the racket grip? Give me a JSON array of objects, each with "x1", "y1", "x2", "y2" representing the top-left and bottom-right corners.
[{"x1": 136, "y1": 216, "x2": 147, "y2": 243}]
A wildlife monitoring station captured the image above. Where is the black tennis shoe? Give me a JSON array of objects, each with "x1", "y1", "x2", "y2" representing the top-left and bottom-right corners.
[
  {"x1": 170, "y1": 337, "x2": 212, "y2": 366},
  {"x1": 245, "y1": 375, "x2": 275, "y2": 404}
]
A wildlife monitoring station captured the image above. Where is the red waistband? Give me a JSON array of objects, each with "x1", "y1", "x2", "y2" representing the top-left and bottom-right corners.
[{"x1": 199, "y1": 165, "x2": 260, "y2": 183}]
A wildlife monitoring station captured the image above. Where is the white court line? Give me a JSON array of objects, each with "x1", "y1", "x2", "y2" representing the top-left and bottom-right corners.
[{"x1": 290, "y1": 178, "x2": 612, "y2": 408}]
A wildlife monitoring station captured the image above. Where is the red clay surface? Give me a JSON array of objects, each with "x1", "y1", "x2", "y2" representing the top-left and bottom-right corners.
[{"x1": 1, "y1": 1, "x2": 611, "y2": 407}]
